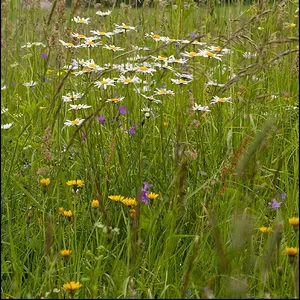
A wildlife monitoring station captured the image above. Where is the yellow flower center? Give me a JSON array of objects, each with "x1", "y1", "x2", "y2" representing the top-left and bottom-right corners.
[
  {"x1": 218, "y1": 98, "x2": 225, "y2": 102},
  {"x1": 123, "y1": 25, "x2": 130, "y2": 29},
  {"x1": 124, "y1": 79, "x2": 132, "y2": 83},
  {"x1": 71, "y1": 119, "x2": 79, "y2": 125},
  {"x1": 78, "y1": 19, "x2": 84, "y2": 23},
  {"x1": 67, "y1": 43, "x2": 74, "y2": 47},
  {"x1": 139, "y1": 66, "x2": 149, "y2": 71},
  {"x1": 78, "y1": 34, "x2": 86, "y2": 39},
  {"x1": 89, "y1": 63, "x2": 96, "y2": 69},
  {"x1": 178, "y1": 79, "x2": 186, "y2": 84},
  {"x1": 99, "y1": 31, "x2": 106, "y2": 35},
  {"x1": 88, "y1": 41, "x2": 95, "y2": 45},
  {"x1": 158, "y1": 56, "x2": 166, "y2": 61},
  {"x1": 82, "y1": 68, "x2": 91, "y2": 73},
  {"x1": 206, "y1": 52, "x2": 214, "y2": 57},
  {"x1": 188, "y1": 52, "x2": 198, "y2": 57},
  {"x1": 159, "y1": 90, "x2": 167, "y2": 94},
  {"x1": 110, "y1": 98, "x2": 118, "y2": 102},
  {"x1": 71, "y1": 95, "x2": 76, "y2": 99},
  {"x1": 153, "y1": 34, "x2": 160, "y2": 39},
  {"x1": 110, "y1": 46, "x2": 117, "y2": 51},
  {"x1": 214, "y1": 47, "x2": 221, "y2": 51},
  {"x1": 101, "y1": 80, "x2": 108, "y2": 84},
  {"x1": 291, "y1": 23, "x2": 296, "y2": 27}
]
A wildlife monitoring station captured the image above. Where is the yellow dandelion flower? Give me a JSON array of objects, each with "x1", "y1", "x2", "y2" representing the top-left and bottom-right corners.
[
  {"x1": 129, "y1": 208, "x2": 136, "y2": 218},
  {"x1": 40, "y1": 178, "x2": 51, "y2": 187},
  {"x1": 59, "y1": 207, "x2": 64, "y2": 215},
  {"x1": 289, "y1": 217, "x2": 299, "y2": 226},
  {"x1": 63, "y1": 210, "x2": 73, "y2": 217},
  {"x1": 60, "y1": 249, "x2": 72, "y2": 257},
  {"x1": 62, "y1": 281, "x2": 82, "y2": 292},
  {"x1": 290, "y1": 23, "x2": 297, "y2": 27},
  {"x1": 39, "y1": 106, "x2": 46, "y2": 110},
  {"x1": 259, "y1": 227, "x2": 271, "y2": 233},
  {"x1": 108, "y1": 195, "x2": 124, "y2": 202},
  {"x1": 284, "y1": 247, "x2": 298, "y2": 256},
  {"x1": 257, "y1": 27, "x2": 264, "y2": 31},
  {"x1": 163, "y1": 122, "x2": 168, "y2": 127},
  {"x1": 146, "y1": 192, "x2": 159, "y2": 200},
  {"x1": 121, "y1": 197, "x2": 138, "y2": 207},
  {"x1": 91, "y1": 199, "x2": 100, "y2": 208},
  {"x1": 66, "y1": 180, "x2": 84, "y2": 187}
]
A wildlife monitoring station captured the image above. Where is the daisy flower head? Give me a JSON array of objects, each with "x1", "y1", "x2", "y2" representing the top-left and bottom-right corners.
[
  {"x1": 23, "y1": 81, "x2": 38, "y2": 87},
  {"x1": 1, "y1": 85, "x2": 7, "y2": 90},
  {"x1": 136, "y1": 66, "x2": 156, "y2": 75},
  {"x1": 106, "y1": 96, "x2": 125, "y2": 103},
  {"x1": 208, "y1": 46, "x2": 231, "y2": 54},
  {"x1": 145, "y1": 32, "x2": 163, "y2": 42},
  {"x1": 71, "y1": 33, "x2": 87, "y2": 39},
  {"x1": 90, "y1": 30, "x2": 114, "y2": 38},
  {"x1": 154, "y1": 88, "x2": 175, "y2": 96},
  {"x1": 68, "y1": 104, "x2": 91, "y2": 110},
  {"x1": 114, "y1": 23, "x2": 136, "y2": 32},
  {"x1": 1, "y1": 123, "x2": 13, "y2": 129},
  {"x1": 171, "y1": 78, "x2": 190, "y2": 85},
  {"x1": 192, "y1": 103, "x2": 210, "y2": 112},
  {"x1": 81, "y1": 38, "x2": 102, "y2": 48},
  {"x1": 62, "y1": 92, "x2": 84, "y2": 102},
  {"x1": 72, "y1": 16, "x2": 90, "y2": 24},
  {"x1": 210, "y1": 96, "x2": 232, "y2": 104},
  {"x1": 59, "y1": 40, "x2": 78, "y2": 49},
  {"x1": 181, "y1": 51, "x2": 201, "y2": 58},
  {"x1": 94, "y1": 78, "x2": 115, "y2": 89},
  {"x1": 96, "y1": 10, "x2": 112, "y2": 16},
  {"x1": 64, "y1": 118, "x2": 85, "y2": 126},
  {"x1": 118, "y1": 75, "x2": 141, "y2": 85},
  {"x1": 83, "y1": 59, "x2": 105, "y2": 72},
  {"x1": 168, "y1": 55, "x2": 188, "y2": 64},
  {"x1": 198, "y1": 50, "x2": 223, "y2": 61},
  {"x1": 103, "y1": 44, "x2": 124, "y2": 52},
  {"x1": 140, "y1": 94, "x2": 162, "y2": 104}
]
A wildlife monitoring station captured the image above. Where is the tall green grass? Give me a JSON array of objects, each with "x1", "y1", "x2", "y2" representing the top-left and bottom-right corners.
[{"x1": 1, "y1": 0, "x2": 299, "y2": 298}]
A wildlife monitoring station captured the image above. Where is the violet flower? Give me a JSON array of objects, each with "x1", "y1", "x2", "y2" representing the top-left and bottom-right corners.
[
  {"x1": 128, "y1": 124, "x2": 136, "y2": 135},
  {"x1": 118, "y1": 105, "x2": 127, "y2": 115},
  {"x1": 41, "y1": 53, "x2": 48, "y2": 59},
  {"x1": 268, "y1": 199, "x2": 282, "y2": 210},
  {"x1": 96, "y1": 115, "x2": 105, "y2": 125}
]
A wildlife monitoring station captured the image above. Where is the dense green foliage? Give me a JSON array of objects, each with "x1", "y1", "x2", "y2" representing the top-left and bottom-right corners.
[{"x1": 1, "y1": 0, "x2": 299, "y2": 298}]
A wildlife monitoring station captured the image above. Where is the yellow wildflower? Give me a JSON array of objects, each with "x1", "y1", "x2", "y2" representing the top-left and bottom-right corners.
[
  {"x1": 121, "y1": 197, "x2": 138, "y2": 207},
  {"x1": 62, "y1": 281, "x2": 82, "y2": 292},
  {"x1": 40, "y1": 178, "x2": 51, "y2": 187},
  {"x1": 63, "y1": 210, "x2": 73, "y2": 217},
  {"x1": 290, "y1": 23, "x2": 297, "y2": 27},
  {"x1": 66, "y1": 180, "x2": 84, "y2": 188},
  {"x1": 284, "y1": 247, "x2": 298, "y2": 256},
  {"x1": 108, "y1": 195, "x2": 124, "y2": 202},
  {"x1": 59, "y1": 207, "x2": 64, "y2": 215},
  {"x1": 259, "y1": 227, "x2": 271, "y2": 233},
  {"x1": 60, "y1": 249, "x2": 72, "y2": 257},
  {"x1": 147, "y1": 192, "x2": 159, "y2": 200},
  {"x1": 91, "y1": 200, "x2": 100, "y2": 208}
]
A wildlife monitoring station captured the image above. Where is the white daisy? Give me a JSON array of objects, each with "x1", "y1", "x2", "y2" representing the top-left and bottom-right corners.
[
  {"x1": 210, "y1": 96, "x2": 232, "y2": 104},
  {"x1": 192, "y1": 104, "x2": 210, "y2": 112},
  {"x1": 64, "y1": 118, "x2": 85, "y2": 126},
  {"x1": 140, "y1": 94, "x2": 162, "y2": 104},
  {"x1": 23, "y1": 81, "x2": 38, "y2": 87},
  {"x1": 114, "y1": 23, "x2": 136, "y2": 32},
  {"x1": 1, "y1": 85, "x2": 7, "y2": 90},
  {"x1": 95, "y1": 10, "x2": 112, "y2": 16},
  {"x1": 71, "y1": 33, "x2": 88, "y2": 39},
  {"x1": 206, "y1": 80, "x2": 225, "y2": 87},
  {"x1": 198, "y1": 50, "x2": 223, "y2": 61},
  {"x1": 118, "y1": 75, "x2": 141, "y2": 84},
  {"x1": 181, "y1": 51, "x2": 201, "y2": 58},
  {"x1": 72, "y1": 16, "x2": 90, "y2": 24},
  {"x1": 1, "y1": 123, "x2": 13, "y2": 129},
  {"x1": 94, "y1": 78, "x2": 115, "y2": 89},
  {"x1": 105, "y1": 96, "x2": 125, "y2": 103},
  {"x1": 59, "y1": 40, "x2": 78, "y2": 49},
  {"x1": 136, "y1": 66, "x2": 156, "y2": 75},
  {"x1": 62, "y1": 92, "x2": 84, "y2": 102},
  {"x1": 170, "y1": 78, "x2": 190, "y2": 85},
  {"x1": 154, "y1": 88, "x2": 175, "y2": 96},
  {"x1": 103, "y1": 44, "x2": 124, "y2": 52},
  {"x1": 90, "y1": 30, "x2": 114, "y2": 38},
  {"x1": 68, "y1": 104, "x2": 91, "y2": 110}
]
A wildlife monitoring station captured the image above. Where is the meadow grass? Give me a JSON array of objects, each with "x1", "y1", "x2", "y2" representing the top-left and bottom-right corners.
[{"x1": 1, "y1": 0, "x2": 299, "y2": 299}]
